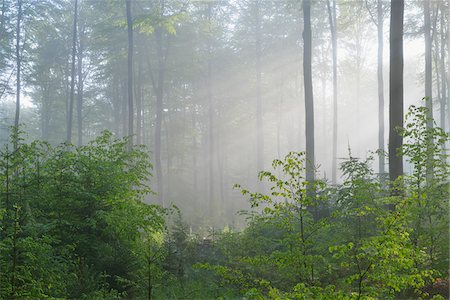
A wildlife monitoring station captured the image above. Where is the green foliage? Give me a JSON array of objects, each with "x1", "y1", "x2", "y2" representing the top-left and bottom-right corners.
[{"x1": 0, "y1": 131, "x2": 167, "y2": 299}]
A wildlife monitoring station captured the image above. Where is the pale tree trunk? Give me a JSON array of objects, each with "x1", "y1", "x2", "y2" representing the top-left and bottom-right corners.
[
  {"x1": 326, "y1": 0, "x2": 337, "y2": 185},
  {"x1": 67, "y1": 0, "x2": 78, "y2": 144},
  {"x1": 424, "y1": 0, "x2": 433, "y2": 182},
  {"x1": 206, "y1": 2, "x2": 214, "y2": 216},
  {"x1": 126, "y1": 0, "x2": 134, "y2": 150},
  {"x1": 439, "y1": 5, "x2": 446, "y2": 133},
  {"x1": 14, "y1": 0, "x2": 22, "y2": 150},
  {"x1": 303, "y1": 0, "x2": 315, "y2": 193},
  {"x1": 388, "y1": 0, "x2": 404, "y2": 200},
  {"x1": 77, "y1": 20, "x2": 84, "y2": 146},
  {"x1": 377, "y1": 0, "x2": 385, "y2": 180},
  {"x1": 255, "y1": 0, "x2": 263, "y2": 173}
]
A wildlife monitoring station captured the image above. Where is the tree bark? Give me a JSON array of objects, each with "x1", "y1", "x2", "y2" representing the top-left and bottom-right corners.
[
  {"x1": 126, "y1": 0, "x2": 134, "y2": 150},
  {"x1": 255, "y1": 0, "x2": 263, "y2": 173},
  {"x1": 14, "y1": 0, "x2": 22, "y2": 150},
  {"x1": 303, "y1": 0, "x2": 315, "y2": 192},
  {"x1": 67, "y1": 0, "x2": 78, "y2": 144},
  {"x1": 377, "y1": 0, "x2": 385, "y2": 180},
  {"x1": 154, "y1": 12, "x2": 167, "y2": 205},
  {"x1": 424, "y1": 0, "x2": 433, "y2": 182},
  {"x1": 326, "y1": 0, "x2": 337, "y2": 185},
  {"x1": 77, "y1": 21, "x2": 84, "y2": 146},
  {"x1": 206, "y1": 2, "x2": 214, "y2": 216},
  {"x1": 439, "y1": 5, "x2": 446, "y2": 133},
  {"x1": 388, "y1": 0, "x2": 404, "y2": 197}
]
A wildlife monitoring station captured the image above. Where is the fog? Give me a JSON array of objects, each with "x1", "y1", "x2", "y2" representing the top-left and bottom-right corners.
[{"x1": 0, "y1": 0, "x2": 447, "y2": 229}]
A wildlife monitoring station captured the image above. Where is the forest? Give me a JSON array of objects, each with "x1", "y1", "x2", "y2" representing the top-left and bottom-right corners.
[{"x1": 0, "y1": 0, "x2": 448, "y2": 299}]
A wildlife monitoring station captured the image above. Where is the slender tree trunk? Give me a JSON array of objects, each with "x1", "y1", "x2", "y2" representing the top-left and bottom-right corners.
[
  {"x1": 377, "y1": 0, "x2": 385, "y2": 180},
  {"x1": 303, "y1": 0, "x2": 315, "y2": 193},
  {"x1": 424, "y1": 0, "x2": 433, "y2": 182},
  {"x1": 77, "y1": 22, "x2": 84, "y2": 146},
  {"x1": 192, "y1": 106, "x2": 198, "y2": 199},
  {"x1": 14, "y1": 0, "x2": 22, "y2": 150},
  {"x1": 424, "y1": 0, "x2": 433, "y2": 128},
  {"x1": 126, "y1": 0, "x2": 134, "y2": 150},
  {"x1": 67, "y1": 0, "x2": 78, "y2": 143},
  {"x1": 326, "y1": 0, "x2": 337, "y2": 184},
  {"x1": 155, "y1": 25, "x2": 166, "y2": 205},
  {"x1": 439, "y1": 6, "x2": 446, "y2": 133},
  {"x1": 255, "y1": 0, "x2": 263, "y2": 173},
  {"x1": 136, "y1": 38, "x2": 143, "y2": 145},
  {"x1": 206, "y1": 2, "x2": 214, "y2": 216},
  {"x1": 388, "y1": 0, "x2": 404, "y2": 198}
]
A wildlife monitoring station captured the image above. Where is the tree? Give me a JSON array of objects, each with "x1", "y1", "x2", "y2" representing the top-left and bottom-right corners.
[
  {"x1": 388, "y1": 0, "x2": 404, "y2": 194},
  {"x1": 376, "y1": 0, "x2": 385, "y2": 180},
  {"x1": 66, "y1": 0, "x2": 78, "y2": 143},
  {"x1": 255, "y1": 0, "x2": 263, "y2": 174},
  {"x1": 126, "y1": 0, "x2": 134, "y2": 150},
  {"x1": 303, "y1": 0, "x2": 315, "y2": 190},
  {"x1": 13, "y1": 0, "x2": 22, "y2": 150},
  {"x1": 326, "y1": 0, "x2": 337, "y2": 185}
]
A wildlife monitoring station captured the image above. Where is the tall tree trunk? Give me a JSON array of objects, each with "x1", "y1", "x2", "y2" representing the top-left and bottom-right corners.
[
  {"x1": 67, "y1": 0, "x2": 78, "y2": 144},
  {"x1": 326, "y1": 0, "x2": 337, "y2": 185},
  {"x1": 377, "y1": 0, "x2": 385, "y2": 180},
  {"x1": 388, "y1": 0, "x2": 404, "y2": 198},
  {"x1": 439, "y1": 5, "x2": 446, "y2": 133},
  {"x1": 136, "y1": 37, "x2": 143, "y2": 145},
  {"x1": 126, "y1": 0, "x2": 134, "y2": 150},
  {"x1": 303, "y1": 0, "x2": 315, "y2": 193},
  {"x1": 206, "y1": 2, "x2": 214, "y2": 216},
  {"x1": 14, "y1": 0, "x2": 22, "y2": 150},
  {"x1": 424, "y1": 0, "x2": 433, "y2": 128},
  {"x1": 255, "y1": 0, "x2": 263, "y2": 173},
  {"x1": 154, "y1": 24, "x2": 166, "y2": 205},
  {"x1": 77, "y1": 22, "x2": 84, "y2": 146},
  {"x1": 424, "y1": 0, "x2": 433, "y2": 182}
]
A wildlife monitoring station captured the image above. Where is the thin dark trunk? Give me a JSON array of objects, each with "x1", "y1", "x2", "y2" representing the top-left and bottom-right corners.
[
  {"x1": 388, "y1": 0, "x2": 404, "y2": 200},
  {"x1": 126, "y1": 0, "x2": 134, "y2": 150},
  {"x1": 377, "y1": 0, "x2": 385, "y2": 180},
  {"x1": 67, "y1": 0, "x2": 78, "y2": 143},
  {"x1": 14, "y1": 0, "x2": 22, "y2": 150},
  {"x1": 303, "y1": 0, "x2": 315, "y2": 194}
]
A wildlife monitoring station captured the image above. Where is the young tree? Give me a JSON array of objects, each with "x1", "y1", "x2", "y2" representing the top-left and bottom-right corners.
[{"x1": 388, "y1": 0, "x2": 404, "y2": 193}]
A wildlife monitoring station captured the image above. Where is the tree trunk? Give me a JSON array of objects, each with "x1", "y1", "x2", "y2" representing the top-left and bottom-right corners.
[
  {"x1": 424, "y1": 0, "x2": 433, "y2": 182},
  {"x1": 207, "y1": 2, "x2": 214, "y2": 216},
  {"x1": 77, "y1": 21, "x2": 84, "y2": 146},
  {"x1": 377, "y1": 0, "x2": 385, "y2": 180},
  {"x1": 14, "y1": 0, "x2": 22, "y2": 150},
  {"x1": 154, "y1": 24, "x2": 166, "y2": 205},
  {"x1": 67, "y1": 0, "x2": 78, "y2": 144},
  {"x1": 326, "y1": 0, "x2": 337, "y2": 185},
  {"x1": 439, "y1": 6, "x2": 446, "y2": 133},
  {"x1": 388, "y1": 0, "x2": 404, "y2": 197},
  {"x1": 255, "y1": 0, "x2": 263, "y2": 173},
  {"x1": 126, "y1": 0, "x2": 134, "y2": 150},
  {"x1": 303, "y1": 0, "x2": 315, "y2": 193}
]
